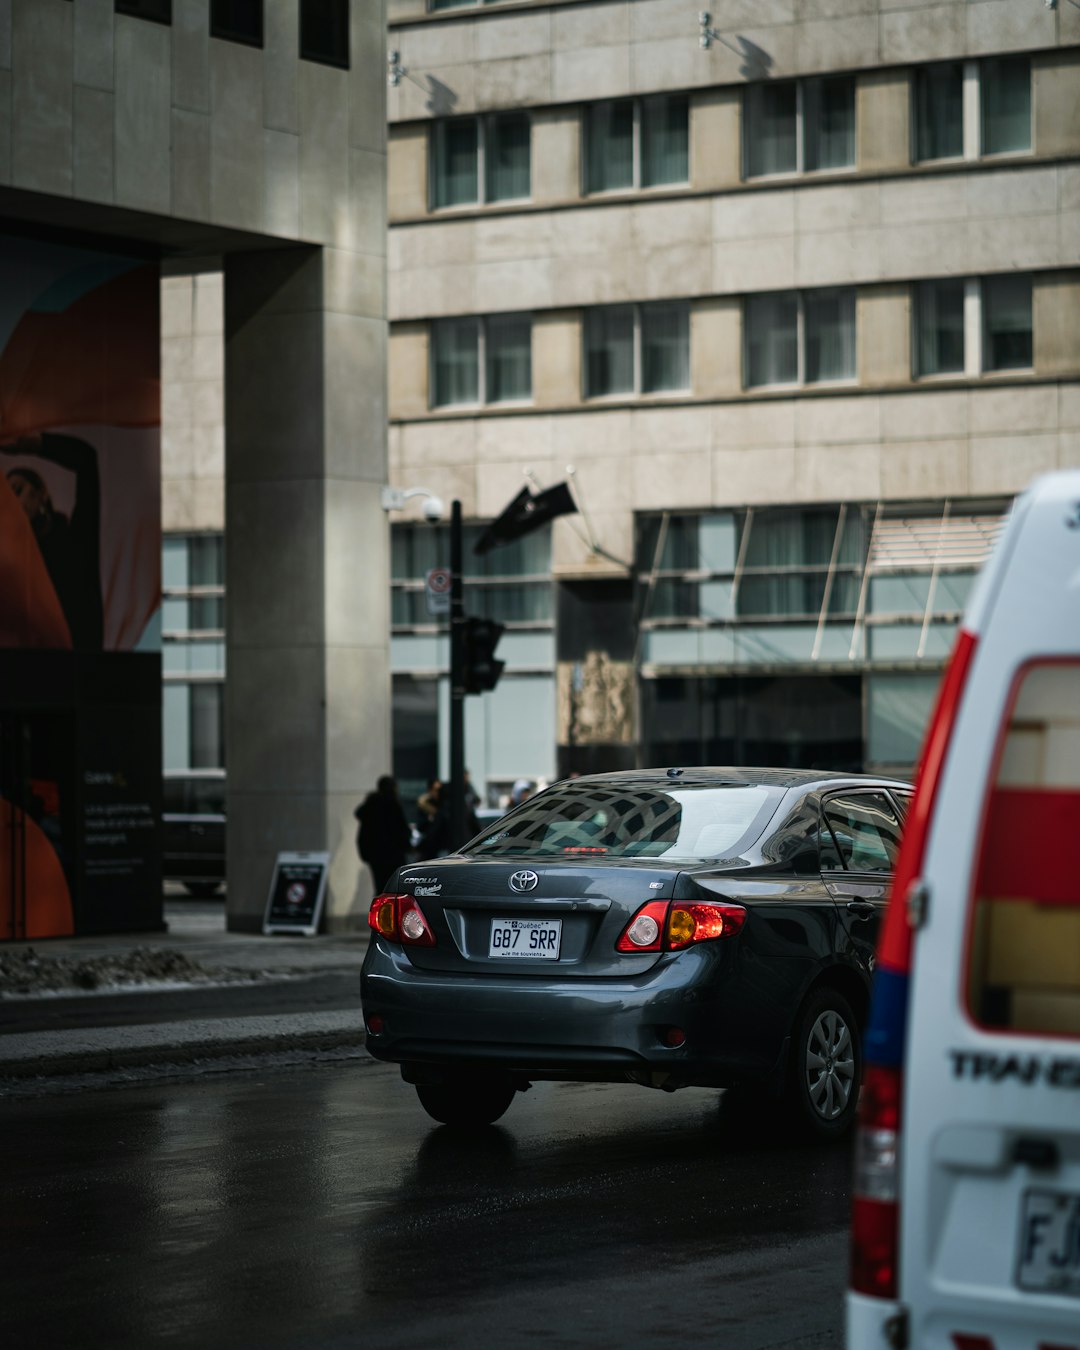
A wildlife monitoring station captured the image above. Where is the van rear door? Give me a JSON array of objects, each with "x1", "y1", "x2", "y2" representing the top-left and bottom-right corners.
[{"x1": 900, "y1": 475, "x2": 1080, "y2": 1349}]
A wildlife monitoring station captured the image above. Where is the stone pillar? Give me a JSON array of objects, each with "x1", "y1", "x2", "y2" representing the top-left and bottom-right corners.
[{"x1": 224, "y1": 245, "x2": 389, "y2": 932}]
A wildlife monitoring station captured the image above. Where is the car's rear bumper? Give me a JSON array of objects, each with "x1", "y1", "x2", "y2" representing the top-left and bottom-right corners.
[
  {"x1": 360, "y1": 936, "x2": 780, "y2": 1088},
  {"x1": 845, "y1": 1291, "x2": 903, "y2": 1350}
]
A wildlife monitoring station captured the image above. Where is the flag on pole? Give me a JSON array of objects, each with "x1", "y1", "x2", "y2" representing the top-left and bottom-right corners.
[{"x1": 472, "y1": 482, "x2": 577, "y2": 556}]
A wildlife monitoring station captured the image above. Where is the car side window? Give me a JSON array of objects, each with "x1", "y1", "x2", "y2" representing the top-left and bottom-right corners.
[
  {"x1": 822, "y1": 792, "x2": 902, "y2": 874},
  {"x1": 817, "y1": 816, "x2": 844, "y2": 870},
  {"x1": 889, "y1": 790, "x2": 912, "y2": 820}
]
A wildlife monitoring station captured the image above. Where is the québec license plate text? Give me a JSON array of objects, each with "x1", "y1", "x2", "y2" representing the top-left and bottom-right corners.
[{"x1": 488, "y1": 918, "x2": 562, "y2": 960}]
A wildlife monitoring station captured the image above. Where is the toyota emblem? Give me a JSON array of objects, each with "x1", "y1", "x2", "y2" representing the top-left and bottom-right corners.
[{"x1": 509, "y1": 869, "x2": 539, "y2": 893}]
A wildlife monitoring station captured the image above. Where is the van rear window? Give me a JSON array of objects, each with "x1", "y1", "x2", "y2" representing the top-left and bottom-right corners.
[{"x1": 967, "y1": 662, "x2": 1080, "y2": 1038}]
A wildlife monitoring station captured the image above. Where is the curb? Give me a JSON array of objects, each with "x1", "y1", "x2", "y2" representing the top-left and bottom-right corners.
[{"x1": 0, "y1": 1010, "x2": 367, "y2": 1084}]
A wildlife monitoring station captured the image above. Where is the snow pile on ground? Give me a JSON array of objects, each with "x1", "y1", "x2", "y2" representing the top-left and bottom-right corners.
[{"x1": 0, "y1": 946, "x2": 259, "y2": 997}]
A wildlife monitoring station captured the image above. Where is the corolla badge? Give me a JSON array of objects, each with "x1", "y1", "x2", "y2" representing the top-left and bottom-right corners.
[{"x1": 508, "y1": 869, "x2": 539, "y2": 893}]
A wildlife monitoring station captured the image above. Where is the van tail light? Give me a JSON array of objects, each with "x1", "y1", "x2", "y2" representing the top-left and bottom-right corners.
[
  {"x1": 367, "y1": 893, "x2": 436, "y2": 947},
  {"x1": 851, "y1": 1064, "x2": 902, "y2": 1299},
  {"x1": 615, "y1": 900, "x2": 746, "y2": 952}
]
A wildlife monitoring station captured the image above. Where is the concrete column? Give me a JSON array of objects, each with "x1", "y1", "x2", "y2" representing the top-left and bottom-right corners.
[
  {"x1": 1033, "y1": 272, "x2": 1080, "y2": 379},
  {"x1": 532, "y1": 107, "x2": 581, "y2": 204},
  {"x1": 691, "y1": 298, "x2": 742, "y2": 398},
  {"x1": 1033, "y1": 51, "x2": 1080, "y2": 158},
  {"x1": 856, "y1": 285, "x2": 911, "y2": 387},
  {"x1": 533, "y1": 309, "x2": 582, "y2": 406},
  {"x1": 389, "y1": 321, "x2": 430, "y2": 418},
  {"x1": 856, "y1": 71, "x2": 910, "y2": 173},
  {"x1": 224, "y1": 245, "x2": 389, "y2": 933},
  {"x1": 388, "y1": 124, "x2": 428, "y2": 220},
  {"x1": 690, "y1": 88, "x2": 741, "y2": 191}
]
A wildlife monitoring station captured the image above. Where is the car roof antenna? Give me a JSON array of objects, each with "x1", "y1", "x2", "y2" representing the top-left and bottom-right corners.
[{"x1": 667, "y1": 768, "x2": 684, "y2": 779}]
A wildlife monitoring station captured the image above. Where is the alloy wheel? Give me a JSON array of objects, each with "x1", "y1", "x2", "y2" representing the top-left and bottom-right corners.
[{"x1": 804, "y1": 1008, "x2": 855, "y2": 1121}]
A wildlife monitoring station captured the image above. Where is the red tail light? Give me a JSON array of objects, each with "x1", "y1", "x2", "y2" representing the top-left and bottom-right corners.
[
  {"x1": 667, "y1": 902, "x2": 745, "y2": 949},
  {"x1": 850, "y1": 1064, "x2": 902, "y2": 1298},
  {"x1": 367, "y1": 893, "x2": 436, "y2": 947},
  {"x1": 616, "y1": 900, "x2": 668, "y2": 952},
  {"x1": 616, "y1": 900, "x2": 746, "y2": 952}
]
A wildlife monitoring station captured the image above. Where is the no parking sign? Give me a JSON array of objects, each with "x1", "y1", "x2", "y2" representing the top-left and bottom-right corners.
[
  {"x1": 425, "y1": 567, "x2": 451, "y2": 616},
  {"x1": 263, "y1": 852, "x2": 330, "y2": 935}
]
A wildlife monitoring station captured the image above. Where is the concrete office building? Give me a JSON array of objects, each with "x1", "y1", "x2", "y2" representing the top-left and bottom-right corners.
[
  {"x1": 377, "y1": 0, "x2": 1080, "y2": 797},
  {"x1": 1, "y1": 0, "x2": 388, "y2": 939}
]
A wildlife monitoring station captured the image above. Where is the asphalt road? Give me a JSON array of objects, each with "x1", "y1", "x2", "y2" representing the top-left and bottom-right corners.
[{"x1": 2, "y1": 1056, "x2": 851, "y2": 1349}]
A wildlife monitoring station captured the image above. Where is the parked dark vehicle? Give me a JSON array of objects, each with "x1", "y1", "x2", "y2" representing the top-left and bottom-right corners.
[
  {"x1": 162, "y1": 771, "x2": 226, "y2": 897},
  {"x1": 361, "y1": 767, "x2": 912, "y2": 1136}
]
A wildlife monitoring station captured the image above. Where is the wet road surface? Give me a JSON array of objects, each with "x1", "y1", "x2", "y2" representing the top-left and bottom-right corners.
[{"x1": 2, "y1": 1058, "x2": 852, "y2": 1348}]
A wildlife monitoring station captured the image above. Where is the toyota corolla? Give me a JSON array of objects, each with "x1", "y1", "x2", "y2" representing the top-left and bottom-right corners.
[{"x1": 360, "y1": 767, "x2": 911, "y2": 1136}]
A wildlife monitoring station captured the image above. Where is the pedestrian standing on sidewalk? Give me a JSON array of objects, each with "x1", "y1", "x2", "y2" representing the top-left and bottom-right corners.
[{"x1": 355, "y1": 776, "x2": 412, "y2": 893}]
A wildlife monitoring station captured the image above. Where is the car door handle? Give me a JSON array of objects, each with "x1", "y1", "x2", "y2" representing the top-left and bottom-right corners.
[{"x1": 846, "y1": 900, "x2": 876, "y2": 919}]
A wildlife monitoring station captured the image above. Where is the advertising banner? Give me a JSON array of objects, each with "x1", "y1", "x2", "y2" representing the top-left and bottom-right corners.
[{"x1": 0, "y1": 238, "x2": 161, "y2": 939}]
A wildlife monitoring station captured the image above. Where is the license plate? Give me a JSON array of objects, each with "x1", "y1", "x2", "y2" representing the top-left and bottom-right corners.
[
  {"x1": 488, "y1": 917, "x2": 562, "y2": 960},
  {"x1": 1017, "y1": 1188, "x2": 1080, "y2": 1297}
]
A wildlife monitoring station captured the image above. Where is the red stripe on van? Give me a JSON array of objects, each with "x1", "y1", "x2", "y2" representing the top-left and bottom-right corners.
[
  {"x1": 950, "y1": 1336, "x2": 994, "y2": 1350},
  {"x1": 978, "y1": 787, "x2": 1080, "y2": 906},
  {"x1": 878, "y1": 629, "x2": 979, "y2": 974}
]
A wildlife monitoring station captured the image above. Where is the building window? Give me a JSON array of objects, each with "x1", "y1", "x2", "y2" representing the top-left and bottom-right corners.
[
  {"x1": 431, "y1": 113, "x2": 530, "y2": 209},
  {"x1": 584, "y1": 95, "x2": 689, "y2": 194},
  {"x1": 913, "y1": 62, "x2": 964, "y2": 161},
  {"x1": 211, "y1": 0, "x2": 263, "y2": 47},
  {"x1": 913, "y1": 57, "x2": 1030, "y2": 163},
  {"x1": 744, "y1": 289, "x2": 856, "y2": 388},
  {"x1": 914, "y1": 279, "x2": 965, "y2": 376},
  {"x1": 982, "y1": 275, "x2": 1033, "y2": 371},
  {"x1": 431, "y1": 314, "x2": 532, "y2": 408},
  {"x1": 115, "y1": 0, "x2": 171, "y2": 22},
  {"x1": 914, "y1": 275, "x2": 1032, "y2": 377},
  {"x1": 162, "y1": 534, "x2": 226, "y2": 773},
  {"x1": 636, "y1": 500, "x2": 1006, "y2": 680},
  {"x1": 300, "y1": 0, "x2": 349, "y2": 69},
  {"x1": 981, "y1": 57, "x2": 1032, "y2": 156},
  {"x1": 744, "y1": 76, "x2": 854, "y2": 178},
  {"x1": 584, "y1": 303, "x2": 690, "y2": 398}
]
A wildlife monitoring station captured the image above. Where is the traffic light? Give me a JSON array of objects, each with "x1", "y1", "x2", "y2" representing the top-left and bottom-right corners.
[{"x1": 462, "y1": 616, "x2": 505, "y2": 694}]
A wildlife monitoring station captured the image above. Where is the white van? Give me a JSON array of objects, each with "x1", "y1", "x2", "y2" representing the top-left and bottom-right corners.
[{"x1": 847, "y1": 471, "x2": 1080, "y2": 1350}]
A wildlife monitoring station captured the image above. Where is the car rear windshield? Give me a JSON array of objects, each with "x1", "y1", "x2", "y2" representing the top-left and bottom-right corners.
[
  {"x1": 467, "y1": 781, "x2": 780, "y2": 861},
  {"x1": 967, "y1": 661, "x2": 1080, "y2": 1039}
]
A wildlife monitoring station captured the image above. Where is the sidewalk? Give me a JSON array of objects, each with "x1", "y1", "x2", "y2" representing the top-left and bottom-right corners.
[{"x1": 0, "y1": 899, "x2": 371, "y2": 1089}]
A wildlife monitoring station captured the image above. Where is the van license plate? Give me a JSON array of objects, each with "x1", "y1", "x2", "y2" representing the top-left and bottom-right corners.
[
  {"x1": 489, "y1": 918, "x2": 562, "y2": 960},
  {"x1": 1017, "y1": 1189, "x2": 1080, "y2": 1297}
]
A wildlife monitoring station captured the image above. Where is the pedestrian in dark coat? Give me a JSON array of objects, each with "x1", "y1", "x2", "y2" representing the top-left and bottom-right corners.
[
  {"x1": 416, "y1": 780, "x2": 479, "y2": 861},
  {"x1": 355, "y1": 776, "x2": 412, "y2": 893}
]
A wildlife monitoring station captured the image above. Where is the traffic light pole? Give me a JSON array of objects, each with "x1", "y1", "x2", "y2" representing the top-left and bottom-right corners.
[{"x1": 449, "y1": 498, "x2": 466, "y2": 850}]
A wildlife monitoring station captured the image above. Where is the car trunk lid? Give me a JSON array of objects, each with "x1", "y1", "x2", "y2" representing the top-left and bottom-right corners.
[{"x1": 392, "y1": 857, "x2": 682, "y2": 977}]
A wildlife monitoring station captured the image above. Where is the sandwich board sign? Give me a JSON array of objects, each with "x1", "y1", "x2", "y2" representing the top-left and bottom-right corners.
[{"x1": 263, "y1": 851, "x2": 330, "y2": 936}]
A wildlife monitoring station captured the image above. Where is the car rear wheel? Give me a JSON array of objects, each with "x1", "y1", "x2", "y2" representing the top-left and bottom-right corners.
[
  {"x1": 415, "y1": 1076, "x2": 516, "y2": 1127},
  {"x1": 787, "y1": 987, "x2": 861, "y2": 1140}
]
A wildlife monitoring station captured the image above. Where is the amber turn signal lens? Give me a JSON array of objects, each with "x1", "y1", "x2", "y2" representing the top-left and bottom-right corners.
[{"x1": 667, "y1": 907, "x2": 696, "y2": 946}]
